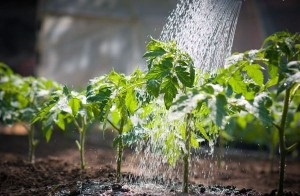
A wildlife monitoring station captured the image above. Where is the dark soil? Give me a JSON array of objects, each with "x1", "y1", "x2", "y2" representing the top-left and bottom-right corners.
[{"x1": 0, "y1": 129, "x2": 299, "y2": 195}]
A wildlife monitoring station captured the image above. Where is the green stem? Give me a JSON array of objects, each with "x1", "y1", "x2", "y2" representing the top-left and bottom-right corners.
[
  {"x1": 277, "y1": 88, "x2": 290, "y2": 195},
  {"x1": 116, "y1": 118, "x2": 125, "y2": 183},
  {"x1": 27, "y1": 124, "x2": 36, "y2": 164},
  {"x1": 74, "y1": 118, "x2": 86, "y2": 170},
  {"x1": 79, "y1": 128, "x2": 86, "y2": 170},
  {"x1": 183, "y1": 113, "x2": 191, "y2": 193},
  {"x1": 107, "y1": 119, "x2": 121, "y2": 132}
]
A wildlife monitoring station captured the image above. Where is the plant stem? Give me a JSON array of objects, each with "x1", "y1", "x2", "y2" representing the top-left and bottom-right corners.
[
  {"x1": 74, "y1": 118, "x2": 86, "y2": 170},
  {"x1": 183, "y1": 113, "x2": 191, "y2": 193},
  {"x1": 116, "y1": 118, "x2": 125, "y2": 183},
  {"x1": 27, "y1": 124, "x2": 36, "y2": 164},
  {"x1": 79, "y1": 127, "x2": 86, "y2": 170},
  {"x1": 277, "y1": 88, "x2": 290, "y2": 195}
]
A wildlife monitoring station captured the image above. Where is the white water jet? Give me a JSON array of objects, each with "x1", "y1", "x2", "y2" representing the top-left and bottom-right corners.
[
  {"x1": 160, "y1": 0, "x2": 242, "y2": 72},
  {"x1": 128, "y1": 0, "x2": 242, "y2": 185}
]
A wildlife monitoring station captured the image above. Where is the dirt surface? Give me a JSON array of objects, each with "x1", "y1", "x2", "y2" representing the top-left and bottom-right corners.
[{"x1": 0, "y1": 130, "x2": 299, "y2": 195}]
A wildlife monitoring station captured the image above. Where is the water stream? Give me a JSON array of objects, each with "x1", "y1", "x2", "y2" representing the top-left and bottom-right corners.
[
  {"x1": 160, "y1": 0, "x2": 242, "y2": 72},
  {"x1": 129, "y1": 0, "x2": 242, "y2": 186}
]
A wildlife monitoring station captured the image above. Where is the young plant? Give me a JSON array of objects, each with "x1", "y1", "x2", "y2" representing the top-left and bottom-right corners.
[
  {"x1": 142, "y1": 37, "x2": 281, "y2": 193},
  {"x1": 218, "y1": 31, "x2": 300, "y2": 195},
  {"x1": 261, "y1": 32, "x2": 300, "y2": 195},
  {"x1": 86, "y1": 69, "x2": 146, "y2": 182},
  {"x1": 143, "y1": 38, "x2": 198, "y2": 193},
  {"x1": 0, "y1": 63, "x2": 61, "y2": 163},
  {"x1": 33, "y1": 86, "x2": 96, "y2": 169}
]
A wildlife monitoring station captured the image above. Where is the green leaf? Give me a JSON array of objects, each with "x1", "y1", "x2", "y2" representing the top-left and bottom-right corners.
[
  {"x1": 69, "y1": 97, "x2": 81, "y2": 116},
  {"x1": 62, "y1": 85, "x2": 69, "y2": 96},
  {"x1": 145, "y1": 57, "x2": 173, "y2": 80},
  {"x1": 278, "y1": 72, "x2": 300, "y2": 94},
  {"x1": 287, "y1": 61, "x2": 300, "y2": 73},
  {"x1": 228, "y1": 74, "x2": 247, "y2": 95},
  {"x1": 146, "y1": 79, "x2": 160, "y2": 97},
  {"x1": 111, "y1": 107, "x2": 121, "y2": 126},
  {"x1": 291, "y1": 83, "x2": 300, "y2": 100},
  {"x1": 87, "y1": 86, "x2": 112, "y2": 105},
  {"x1": 215, "y1": 94, "x2": 227, "y2": 127},
  {"x1": 161, "y1": 77, "x2": 178, "y2": 109},
  {"x1": 265, "y1": 76, "x2": 278, "y2": 88},
  {"x1": 108, "y1": 70, "x2": 126, "y2": 86},
  {"x1": 243, "y1": 64, "x2": 264, "y2": 86},
  {"x1": 143, "y1": 47, "x2": 166, "y2": 58},
  {"x1": 195, "y1": 122, "x2": 210, "y2": 141},
  {"x1": 252, "y1": 93, "x2": 273, "y2": 126},
  {"x1": 55, "y1": 113, "x2": 66, "y2": 130},
  {"x1": 42, "y1": 126, "x2": 53, "y2": 142},
  {"x1": 0, "y1": 63, "x2": 14, "y2": 76},
  {"x1": 125, "y1": 89, "x2": 138, "y2": 115},
  {"x1": 175, "y1": 62, "x2": 195, "y2": 88}
]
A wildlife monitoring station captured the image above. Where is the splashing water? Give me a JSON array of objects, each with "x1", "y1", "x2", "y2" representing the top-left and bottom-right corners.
[
  {"x1": 160, "y1": 0, "x2": 242, "y2": 72},
  {"x1": 127, "y1": 0, "x2": 242, "y2": 185}
]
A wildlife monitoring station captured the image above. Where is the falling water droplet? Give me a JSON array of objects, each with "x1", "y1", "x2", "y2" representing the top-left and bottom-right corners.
[{"x1": 128, "y1": 0, "x2": 243, "y2": 187}]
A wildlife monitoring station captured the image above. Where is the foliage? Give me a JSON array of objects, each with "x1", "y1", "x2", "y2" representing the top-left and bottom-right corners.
[
  {"x1": 220, "y1": 31, "x2": 300, "y2": 195},
  {"x1": 0, "y1": 63, "x2": 61, "y2": 163},
  {"x1": 86, "y1": 69, "x2": 148, "y2": 182},
  {"x1": 144, "y1": 38, "x2": 195, "y2": 109},
  {"x1": 1, "y1": 31, "x2": 299, "y2": 195},
  {"x1": 33, "y1": 86, "x2": 96, "y2": 169}
]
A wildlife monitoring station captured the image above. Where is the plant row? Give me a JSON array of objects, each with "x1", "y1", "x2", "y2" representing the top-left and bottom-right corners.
[{"x1": 1, "y1": 31, "x2": 299, "y2": 195}]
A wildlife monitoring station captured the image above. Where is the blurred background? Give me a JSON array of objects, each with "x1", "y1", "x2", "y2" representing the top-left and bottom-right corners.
[{"x1": 1, "y1": 0, "x2": 300, "y2": 87}]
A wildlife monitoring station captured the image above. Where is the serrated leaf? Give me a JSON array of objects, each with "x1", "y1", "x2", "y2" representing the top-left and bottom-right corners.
[
  {"x1": 161, "y1": 77, "x2": 178, "y2": 109},
  {"x1": 143, "y1": 47, "x2": 166, "y2": 58},
  {"x1": 175, "y1": 62, "x2": 195, "y2": 88},
  {"x1": 243, "y1": 64, "x2": 264, "y2": 86},
  {"x1": 228, "y1": 74, "x2": 247, "y2": 95},
  {"x1": 108, "y1": 70, "x2": 126, "y2": 86},
  {"x1": 145, "y1": 58, "x2": 173, "y2": 80},
  {"x1": 87, "y1": 86, "x2": 112, "y2": 103},
  {"x1": 146, "y1": 79, "x2": 160, "y2": 97}
]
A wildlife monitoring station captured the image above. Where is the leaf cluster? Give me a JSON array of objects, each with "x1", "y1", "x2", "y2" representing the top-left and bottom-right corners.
[
  {"x1": 0, "y1": 63, "x2": 61, "y2": 126},
  {"x1": 144, "y1": 38, "x2": 195, "y2": 109}
]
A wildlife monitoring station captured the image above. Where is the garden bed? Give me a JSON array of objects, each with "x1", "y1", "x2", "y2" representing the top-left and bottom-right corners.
[{"x1": 0, "y1": 132, "x2": 299, "y2": 195}]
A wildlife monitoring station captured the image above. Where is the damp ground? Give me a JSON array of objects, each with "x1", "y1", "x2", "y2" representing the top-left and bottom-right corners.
[{"x1": 0, "y1": 131, "x2": 299, "y2": 195}]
